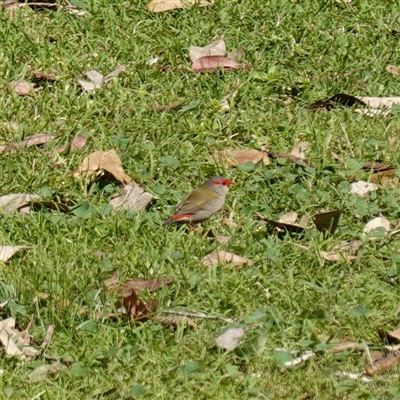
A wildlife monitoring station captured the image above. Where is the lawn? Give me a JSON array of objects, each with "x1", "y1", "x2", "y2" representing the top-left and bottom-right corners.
[{"x1": 1, "y1": 0, "x2": 400, "y2": 398}]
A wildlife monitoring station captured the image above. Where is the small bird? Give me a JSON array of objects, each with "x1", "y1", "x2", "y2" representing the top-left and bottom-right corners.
[{"x1": 163, "y1": 176, "x2": 233, "y2": 226}]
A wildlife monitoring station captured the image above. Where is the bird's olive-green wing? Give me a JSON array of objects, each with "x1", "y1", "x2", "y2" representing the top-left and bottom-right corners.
[{"x1": 175, "y1": 184, "x2": 219, "y2": 215}]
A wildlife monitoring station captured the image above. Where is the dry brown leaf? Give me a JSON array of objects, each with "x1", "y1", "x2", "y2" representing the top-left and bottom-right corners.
[
  {"x1": 0, "y1": 134, "x2": 56, "y2": 154},
  {"x1": 0, "y1": 318, "x2": 39, "y2": 360},
  {"x1": 8, "y1": 81, "x2": 33, "y2": 95},
  {"x1": 32, "y1": 70, "x2": 57, "y2": 81},
  {"x1": 189, "y1": 39, "x2": 226, "y2": 63},
  {"x1": 330, "y1": 340, "x2": 364, "y2": 354},
  {"x1": 115, "y1": 288, "x2": 157, "y2": 321},
  {"x1": 109, "y1": 183, "x2": 154, "y2": 212},
  {"x1": 0, "y1": 194, "x2": 40, "y2": 214},
  {"x1": 370, "y1": 169, "x2": 398, "y2": 188},
  {"x1": 278, "y1": 212, "x2": 298, "y2": 224},
  {"x1": 266, "y1": 150, "x2": 313, "y2": 167},
  {"x1": 378, "y1": 327, "x2": 400, "y2": 344},
  {"x1": 192, "y1": 56, "x2": 243, "y2": 72},
  {"x1": 363, "y1": 216, "x2": 391, "y2": 235},
  {"x1": 202, "y1": 250, "x2": 253, "y2": 268},
  {"x1": 387, "y1": 65, "x2": 400, "y2": 76},
  {"x1": 154, "y1": 101, "x2": 184, "y2": 111},
  {"x1": 70, "y1": 149, "x2": 132, "y2": 184},
  {"x1": 214, "y1": 149, "x2": 269, "y2": 166},
  {"x1": 320, "y1": 251, "x2": 357, "y2": 262},
  {"x1": 291, "y1": 141, "x2": 310, "y2": 159},
  {"x1": 313, "y1": 209, "x2": 342, "y2": 235},
  {"x1": 364, "y1": 353, "x2": 400, "y2": 376},
  {"x1": 146, "y1": 0, "x2": 211, "y2": 13},
  {"x1": 0, "y1": 246, "x2": 31, "y2": 262},
  {"x1": 216, "y1": 235, "x2": 230, "y2": 244},
  {"x1": 56, "y1": 135, "x2": 87, "y2": 154},
  {"x1": 222, "y1": 218, "x2": 238, "y2": 228},
  {"x1": 108, "y1": 277, "x2": 174, "y2": 295},
  {"x1": 24, "y1": 201, "x2": 70, "y2": 213},
  {"x1": 155, "y1": 315, "x2": 199, "y2": 328},
  {"x1": 78, "y1": 66, "x2": 125, "y2": 92}
]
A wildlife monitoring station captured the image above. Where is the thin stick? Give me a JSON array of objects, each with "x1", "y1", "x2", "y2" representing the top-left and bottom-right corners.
[
  {"x1": 162, "y1": 310, "x2": 233, "y2": 323},
  {"x1": 10, "y1": 2, "x2": 76, "y2": 8},
  {"x1": 41, "y1": 324, "x2": 55, "y2": 349}
]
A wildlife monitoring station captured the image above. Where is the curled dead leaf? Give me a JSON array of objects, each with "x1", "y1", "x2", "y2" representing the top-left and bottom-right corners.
[
  {"x1": 70, "y1": 149, "x2": 132, "y2": 184},
  {"x1": 8, "y1": 81, "x2": 33, "y2": 95},
  {"x1": 0, "y1": 246, "x2": 31, "y2": 262},
  {"x1": 387, "y1": 65, "x2": 400, "y2": 76},
  {"x1": 363, "y1": 216, "x2": 391, "y2": 235},
  {"x1": 0, "y1": 134, "x2": 56, "y2": 154},
  {"x1": 290, "y1": 141, "x2": 310, "y2": 159},
  {"x1": 32, "y1": 70, "x2": 57, "y2": 81},
  {"x1": 56, "y1": 135, "x2": 87, "y2": 154},
  {"x1": 109, "y1": 183, "x2": 155, "y2": 212},
  {"x1": 364, "y1": 353, "x2": 400, "y2": 376},
  {"x1": 146, "y1": 0, "x2": 211, "y2": 13},
  {"x1": 0, "y1": 193, "x2": 41, "y2": 214},
  {"x1": 192, "y1": 56, "x2": 243, "y2": 73},
  {"x1": 115, "y1": 288, "x2": 157, "y2": 321},
  {"x1": 215, "y1": 327, "x2": 245, "y2": 350},
  {"x1": 377, "y1": 327, "x2": 400, "y2": 344},
  {"x1": 214, "y1": 149, "x2": 269, "y2": 166},
  {"x1": 202, "y1": 250, "x2": 253, "y2": 268},
  {"x1": 189, "y1": 39, "x2": 226, "y2": 63}
]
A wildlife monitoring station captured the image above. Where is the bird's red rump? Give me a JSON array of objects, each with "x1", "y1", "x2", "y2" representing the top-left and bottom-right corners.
[
  {"x1": 170, "y1": 214, "x2": 193, "y2": 221},
  {"x1": 212, "y1": 179, "x2": 233, "y2": 186}
]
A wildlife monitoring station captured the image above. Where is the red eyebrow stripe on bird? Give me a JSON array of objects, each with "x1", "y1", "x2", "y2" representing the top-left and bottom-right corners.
[{"x1": 212, "y1": 180, "x2": 233, "y2": 186}]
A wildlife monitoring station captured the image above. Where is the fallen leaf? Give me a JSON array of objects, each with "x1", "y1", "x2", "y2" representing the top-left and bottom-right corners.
[
  {"x1": 202, "y1": 250, "x2": 253, "y2": 268},
  {"x1": 378, "y1": 327, "x2": 400, "y2": 344},
  {"x1": 24, "y1": 201, "x2": 70, "y2": 213},
  {"x1": 313, "y1": 209, "x2": 342, "y2": 235},
  {"x1": 146, "y1": 0, "x2": 211, "y2": 13},
  {"x1": 70, "y1": 149, "x2": 132, "y2": 184},
  {"x1": 192, "y1": 56, "x2": 243, "y2": 73},
  {"x1": 8, "y1": 81, "x2": 33, "y2": 95},
  {"x1": 155, "y1": 315, "x2": 199, "y2": 329},
  {"x1": 350, "y1": 181, "x2": 378, "y2": 196},
  {"x1": 108, "y1": 183, "x2": 155, "y2": 212},
  {"x1": 215, "y1": 327, "x2": 245, "y2": 350},
  {"x1": 266, "y1": 217, "x2": 307, "y2": 233},
  {"x1": 216, "y1": 235, "x2": 230, "y2": 244},
  {"x1": 115, "y1": 288, "x2": 156, "y2": 321},
  {"x1": 154, "y1": 101, "x2": 184, "y2": 111},
  {"x1": 0, "y1": 246, "x2": 31, "y2": 262},
  {"x1": 56, "y1": 135, "x2": 87, "y2": 154},
  {"x1": 320, "y1": 251, "x2": 357, "y2": 262},
  {"x1": 32, "y1": 70, "x2": 57, "y2": 81},
  {"x1": 0, "y1": 318, "x2": 39, "y2": 360},
  {"x1": 363, "y1": 216, "x2": 391, "y2": 235},
  {"x1": 28, "y1": 361, "x2": 66, "y2": 383},
  {"x1": 108, "y1": 277, "x2": 174, "y2": 295},
  {"x1": 370, "y1": 169, "x2": 398, "y2": 188},
  {"x1": 291, "y1": 141, "x2": 310, "y2": 159},
  {"x1": 0, "y1": 194, "x2": 40, "y2": 214},
  {"x1": 330, "y1": 340, "x2": 364, "y2": 354},
  {"x1": 189, "y1": 39, "x2": 226, "y2": 63},
  {"x1": 278, "y1": 212, "x2": 298, "y2": 225},
  {"x1": 0, "y1": 134, "x2": 56, "y2": 154},
  {"x1": 266, "y1": 150, "x2": 313, "y2": 167},
  {"x1": 387, "y1": 65, "x2": 400, "y2": 76},
  {"x1": 222, "y1": 218, "x2": 238, "y2": 228},
  {"x1": 214, "y1": 149, "x2": 270, "y2": 166},
  {"x1": 78, "y1": 66, "x2": 125, "y2": 92},
  {"x1": 364, "y1": 353, "x2": 400, "y2": 376}
]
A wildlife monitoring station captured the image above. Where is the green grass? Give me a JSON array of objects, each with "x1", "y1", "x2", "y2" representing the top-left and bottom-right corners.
[{"x1": 1, "y1": 0, "x2": 400, "y2": 398}]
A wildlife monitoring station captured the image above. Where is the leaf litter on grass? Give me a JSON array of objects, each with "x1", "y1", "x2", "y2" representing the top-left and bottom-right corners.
[{"x1": 145, "y1": 0, "x2": 211, "y2": 13}]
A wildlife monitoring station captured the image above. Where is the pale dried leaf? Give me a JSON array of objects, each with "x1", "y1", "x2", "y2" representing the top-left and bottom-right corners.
[
  {"x1": 0, "y1": 194, "x2": 40, "y2": 214},
  {"x1": 77, "y1": 80, "x2": 97, "y2": 92},
  {"x1": 291, "y1": 141, "x2": 310, "y2": 159},
  {"x1": 389, "y1": 136, "x2": 399, "y2": 150},
  {"x1": 331, "y1": 240, "x2": 362, "y2": 255},
  {"x1": 356, "y1": 96, "x2": 400, "y2": 109},
  {"x1": 215, "y1": 327, "x2": 244, "y2": 350},
  {"x1": 33, "y1": 70, "x2": 57, "y2": 81},
  {"x1": 226, "y1": 46, "x2": 244, "y2": 62},
  {"x1": 146, "y1": 0, "x2": 211, "y2": 13},
  {"x1": 386, "y1": 65, "x2": 400, "y2": 76},
  {"x1": 189, "y1": 39, "x2": 226, "y2": 63},
  {"x1": 222, "y1": 218, "x2": 238, "y2": 228},
  {"x1": 330, "y1": 339, "x2": 364, "y2": 354},
  {"x1": 28, "y1": 361, "x2": 66, "y2": 383},
  {"x1": 377, "y1": 327, "x2": 400, "y2": 343},
  {"x1": 350, "y1": 181, "x2": 378, "y2": 196},
  {"x1": 109, "y1": 183, "x2": 154, "y2": 212},
  {"x1": 0, "y1": 246, "x2": 31, "y2": 262},
  {"x1": 278, "y1": 212, "x2": 298, "y2": 224},
  {"x1": 85, "y1": 70, "x2": 104, "y2": 86},
  {"x1": 216, "y1": 235, "x2": 230, "y2": 244},
  {"x1": 71, "y1": 149, "x2": 132, "y2": 184},
  {"x1": 104, "y1": 65, "x2": 126, "y2": 82},
  {"x1": 56, "y1": 135, "x2": 87, "y2": 153},
  {"x1": 202, "y1": 250, "x2": 253, "y2": 267},
  {"x1": 8, "y1": 81, "x2": 32, "y2": 95},
  {"x1": 214, "y1": 149, "x2": 269, "y2": 166},
  {"x1": 192, "y1": 56, "x2": 243, "y2": 73},
  {"x1": 365, "y1": 353, "x2": 400, "y2": 376},
  {"x1": 363, "y1": 216, "x2": 391, "y2": 234},
  {"x1": 320, "y1": 251, "x2": 357, "y2": 262}
]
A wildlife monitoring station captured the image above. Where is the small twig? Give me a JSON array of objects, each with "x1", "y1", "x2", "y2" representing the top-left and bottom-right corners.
[
  {"x1": 41, "y1": 324, "x2": 55, "y2": 349},
  {"x1": 162, "y1": 310, "x2": 233, "y2": 323},
  {"x1": 342, "y1": 125, "x2": 355, "y2": 158},
  {"x1": 282, "y1": 241, "x2": 311, "y2": 252},
  {"x1": 10, "y1": 2, "x2": 76, "y2": 8},
  {"x1": 331, "y1": 151, "x2": 346, "y2": 166}
]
